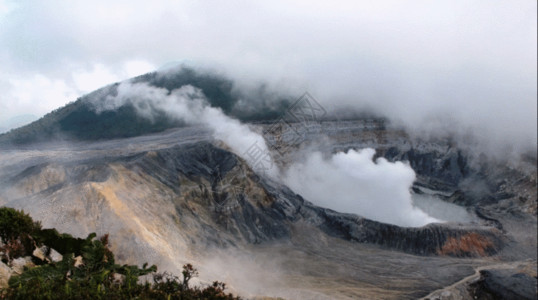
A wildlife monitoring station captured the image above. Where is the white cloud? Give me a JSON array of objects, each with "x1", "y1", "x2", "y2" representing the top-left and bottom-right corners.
[
  {"x1": 283, "y1": 149, "x2": 439, "y2": 227},
  {"x1": 0, "y1": 0, "x2": 535, "y2": 155},
  {"x1": 0, "y1": 0, "x2": 18, "y2": 20},
  {"x1": 124, "y1": 60, "x2": 155, "y2": 78},
  {"x1": 0, "y1": 59, "x2": 155, "y2": 131},
  {"x1": 98, "y1": 82, "x2": 278, "y2": 177},
  {"x1": 0, "y1": 74, "x2": 78, "y2": 124},
  {"x1": 72, "y1": 64, "x2": 121, "y2": 94}
]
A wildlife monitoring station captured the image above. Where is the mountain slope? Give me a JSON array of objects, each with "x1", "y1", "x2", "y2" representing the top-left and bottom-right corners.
[
  {"x1": 0, "y1": 73, "x2": 535, "y2": 298},
  {"x1": 2, "y1": 127, "x2": 531, "y2": 298},
  {"x1": 0, "y1": 67, "x2": 290, "y2": 146}
]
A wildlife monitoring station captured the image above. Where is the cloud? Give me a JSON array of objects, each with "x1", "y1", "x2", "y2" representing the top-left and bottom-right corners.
[
  {"x1": 96, "y1": 81, "x2": 278, "y2": 177},
  {"x1": 283, "y1": 148, "x2": 439, "y2": 227},
  {"x1": 72, "y1": 64, "x2": 122, "y2": 94},
  {"x1": 0, "y1": 0, "x2": 535, "y2": 155},
  {"x1": 0, "y1": 0, "x2": 15, "y2": 18},
  {"x1": 124, "y1": 60, "x2": 155, "y2": 78},
  {"x1": 0, "y1": 60, "x2": 155, "y2": 131},
  {"x1": 0, "y1": 74, "x2": 78, "y2": 129}
]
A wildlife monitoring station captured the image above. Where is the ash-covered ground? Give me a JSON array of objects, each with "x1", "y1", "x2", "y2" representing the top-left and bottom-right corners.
[{"x1": 1, "y1": 120, "x2": 535, "y2": 299}]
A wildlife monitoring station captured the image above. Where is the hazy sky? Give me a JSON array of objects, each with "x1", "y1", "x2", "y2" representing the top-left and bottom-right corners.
[{"x1": 0, "y1": 0, "x2": 536, "y2": 154}]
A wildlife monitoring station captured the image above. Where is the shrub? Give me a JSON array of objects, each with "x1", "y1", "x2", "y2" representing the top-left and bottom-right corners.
[
  {"x1": 0, "y1": 207, "x2": 240, "y2": 299},
  {"x1": 0, "y1": 207, "x2": 41, "y2": 242},
  {"x1": 0, "y1": 207, "x2": 42, "y2": 262}
]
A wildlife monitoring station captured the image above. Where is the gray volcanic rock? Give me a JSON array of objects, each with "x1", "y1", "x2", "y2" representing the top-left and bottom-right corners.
[
  {"x1": 383, "y1": 146, "x2": 469, "y2": 190},
  {"x1": 128, "y1": 142, "x2": 239, "y2": 192},
  {"x1": 471, "y1": 268, "x2": 538, "y2": 300},
  {"x1": 0, "y1": 141, "x2": 504, "y2": 257},
  {"x1": 310, "y1": 209, "x2": 503, "y2": 256},
  {"x1": 0, "y1": 122, "x2": 535, "y2": 299}
]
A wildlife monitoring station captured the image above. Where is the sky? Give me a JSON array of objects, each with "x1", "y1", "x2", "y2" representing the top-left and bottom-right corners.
[{"x1": 0, "y1": 0, "x2": 536, "y2": 155}]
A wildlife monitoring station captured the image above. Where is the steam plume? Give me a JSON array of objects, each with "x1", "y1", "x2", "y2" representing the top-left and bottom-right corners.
[
  {"x1": 97, "y1": 82, "x2": 440, "y2": 227},
  {"x1": 283, "y1": 148, "x2": 440, "y2": 227},
  {"x1": 95, "y1": 82, "x2": 278, "y2": 177}
]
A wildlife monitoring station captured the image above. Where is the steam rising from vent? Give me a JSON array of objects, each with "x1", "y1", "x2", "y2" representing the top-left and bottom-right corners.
[
  {"x1": 96, "y1": 82, "x2": 439, "y2": 227},
  {"x1": 94, "y1": 82, "x2": 278, "y2": 177},
  {"x1": 283, "y1": 149, "x2": 440, "y2": 227}
]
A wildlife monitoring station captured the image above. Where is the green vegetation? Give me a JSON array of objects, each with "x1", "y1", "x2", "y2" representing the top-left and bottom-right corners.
[
  {"x1": 0, "y1": 94, "x2": 184, "y2": 145},
  {"x1": 0, "y1": 207, "x2": 239, "y2": 299},
  {"x1": 0, "y1": 208, "x2": 42, "y2": 262}
]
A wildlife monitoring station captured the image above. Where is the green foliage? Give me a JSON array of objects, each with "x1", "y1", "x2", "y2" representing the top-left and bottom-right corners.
[
  {"x1": 0, "y1": 207, "x2": 240, "y2": 299},
  {"x1": 0, "y1": 207, "x2": 42, "y2": 261},
  {"x1": 145, "y1": 269, "x2": 237, "y2": 300},
  {"x1": 32, "y1": 229, "x2": 95, "y2": 258},
  {"x1": 0, "y1": 207, "x2": 41, "y2": 242}
]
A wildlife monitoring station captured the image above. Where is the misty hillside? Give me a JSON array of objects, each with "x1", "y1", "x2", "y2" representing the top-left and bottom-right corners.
[
  {"x1": 1, "y1": 1, "x2": 535, "y2": 299},
  {"x1": 0, "y1": 68, "x2": 290, "y2": 146},
  {"x1": 1, "y1": 119, "x2": 536, "y2": 299}
]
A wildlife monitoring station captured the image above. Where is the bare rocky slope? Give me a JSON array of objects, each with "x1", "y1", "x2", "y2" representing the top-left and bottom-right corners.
[
  {"x1": 0, "y1": 68, "x2": 536, "y2": 299},
  {"x1": 0, "y1": 120, "x2": 536, "y2": 299}
]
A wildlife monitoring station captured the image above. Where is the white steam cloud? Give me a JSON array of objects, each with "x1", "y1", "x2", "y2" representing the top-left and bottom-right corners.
[
  {"x1": 97, "y1": 82, "x2": 278, "y2": 177},
  {"x1": 100, "y1": 82, "x2": 441, "y2": 227},
  {"x1": 283, "y1": 149, "x2": 439, "y2": 227},
  {"x1": 99, "y1": 82, "x2": 437, "y2": 227}
]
